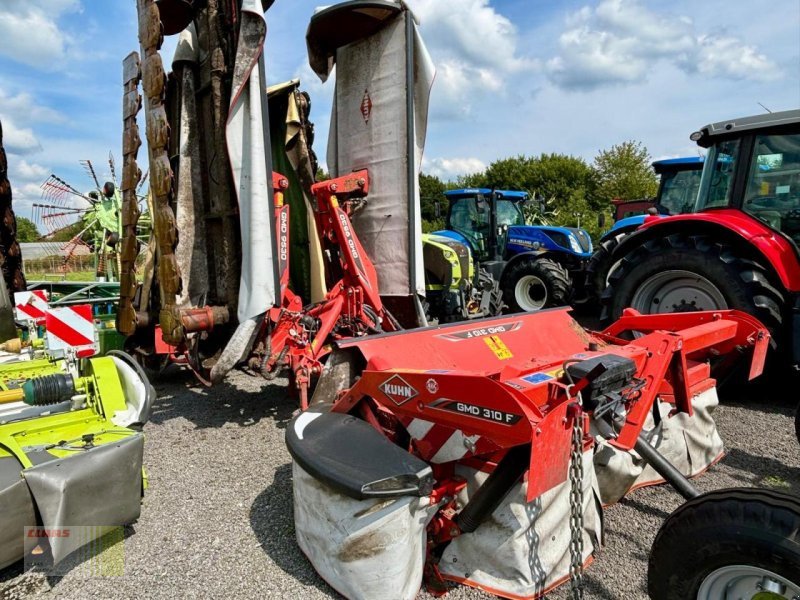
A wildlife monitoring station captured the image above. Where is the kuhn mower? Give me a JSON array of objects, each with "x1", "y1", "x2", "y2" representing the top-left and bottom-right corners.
[{"x1": 286, "y1": 308, "x2": 800, "y2": 598}]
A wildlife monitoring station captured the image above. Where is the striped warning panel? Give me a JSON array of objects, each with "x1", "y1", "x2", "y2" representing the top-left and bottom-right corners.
[
  {"x1": 45, "y1": 305, "x2": 98, "y2": 358},
  {"x1": 14, "y1": 290, "x2": 49, "y2": 324},
  {"x1": 402, "y1": 417, "x2": 498, "y2": 464}
]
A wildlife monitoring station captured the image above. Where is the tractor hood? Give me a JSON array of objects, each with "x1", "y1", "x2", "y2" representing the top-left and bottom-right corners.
[{"x1": 507, "y1": 225, "x2": 593, "y2": 257}]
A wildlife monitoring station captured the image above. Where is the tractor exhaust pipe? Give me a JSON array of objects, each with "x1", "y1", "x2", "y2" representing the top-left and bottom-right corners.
[
  {"x1": 456, "y1": 444, "x2": 530, "y2": 533},
  {"x1": 634, "y1": 434, "x2": 700, "y2": 500}
]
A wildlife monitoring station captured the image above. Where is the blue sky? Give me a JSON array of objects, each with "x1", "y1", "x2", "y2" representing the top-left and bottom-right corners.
[{"x1": 1, "y1": 0, "x2": 798, "y2": 226}]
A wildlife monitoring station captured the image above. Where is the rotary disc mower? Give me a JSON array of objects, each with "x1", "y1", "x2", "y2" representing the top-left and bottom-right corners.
[{"x1": 286, "y1": 307, "x2": 800, "y2": 599}]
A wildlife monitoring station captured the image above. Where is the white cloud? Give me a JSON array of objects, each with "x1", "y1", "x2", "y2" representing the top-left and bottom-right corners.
[
  {"x1": 423, "y1": 157, "x2": 486, "y2": 181},
  {"x1": 547, "y1": 0, "x2": 780, "y2": 90},
  {"x1": 692, "y1": 35, "x2": 780, "y2": 81},
  {"x1": 406, "y1": 0, "x2": 537, "y2": 118},
  {"x1": 1, "y1": 120, "x2": 42, "y2": 155},
  {"x1": 0, "y1": 89, "x2": 65, "y2": 125},
  {"x1": 14, "y1": 159, "x2": 49, "y2": 181},
  {"x1": 0, "y1": 0, "x2": 81, "y2": 70}
]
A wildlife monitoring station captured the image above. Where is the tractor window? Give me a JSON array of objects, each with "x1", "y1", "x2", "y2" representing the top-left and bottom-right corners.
[
  {"x1": 695, "y1": 139, "x2": 739, "y2": 211},
  {"x1": 743, "y1": 133, "x2": 800, "y2": 241},
  {"x1": 659, "y1": 169, "x2": 702, "y2": 215},
  {"x1": 495, "y1": 200, "x2": 525, "y2": 226},
  {"x1": 448, "y1": 196, "x2": 489, "y2": 257}
]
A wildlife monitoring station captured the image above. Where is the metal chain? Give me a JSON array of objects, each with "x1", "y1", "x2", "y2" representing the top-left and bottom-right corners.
[{"x1": 568, "y1": 397, "x2": 585, "y2": 600}]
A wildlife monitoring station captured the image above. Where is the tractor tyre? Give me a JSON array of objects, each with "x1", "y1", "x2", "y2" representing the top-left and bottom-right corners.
[
  {"x1": 647, "y1": 488, "x2": 800, "y2": 599},
  {"x1": 601, "y1": 234, "x2": 784, "y2": 347},
  {"x1": 501, "y1": 257, "x2": 571, "y2": 313},
  {"x1": 579, "y1": 234, "x2": 625, "y2": 313}
]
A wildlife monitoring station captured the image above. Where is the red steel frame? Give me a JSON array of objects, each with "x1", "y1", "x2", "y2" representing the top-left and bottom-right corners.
[{"x1": 256, "y1": 170, "x2": 400, "y2": 407}]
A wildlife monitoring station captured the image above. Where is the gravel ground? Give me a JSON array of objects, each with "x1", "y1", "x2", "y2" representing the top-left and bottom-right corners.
[{"x1": 1, "y1": 366, "x2": 798, "y2": 600}]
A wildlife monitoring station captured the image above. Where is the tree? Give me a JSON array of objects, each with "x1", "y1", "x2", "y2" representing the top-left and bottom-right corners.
[
  {"x1": 15, "y1": 217, "x2": 40, "y2": 242},
  {"x1": 478, "y1": 153, "x2": 605, "y2": 236},
  {"x1": 593, "y1": 140, "x2": 658, "y2": 206},
  {"x1": 418, "y1": 172, "x2": 446, "y2": 232}
]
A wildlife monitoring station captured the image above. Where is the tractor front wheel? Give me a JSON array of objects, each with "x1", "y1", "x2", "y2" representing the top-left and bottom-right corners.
[
  {"x1": 648, "y1": 488, "x2": 800, "y2": 599},
  {"x1": 502, "y1": 257, "x2": 571, "y2": 313}
]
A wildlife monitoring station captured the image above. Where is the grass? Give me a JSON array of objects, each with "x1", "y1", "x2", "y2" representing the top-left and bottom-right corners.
[{"x1": 26, "y1": 271, "x2": 100, "y2": 282}]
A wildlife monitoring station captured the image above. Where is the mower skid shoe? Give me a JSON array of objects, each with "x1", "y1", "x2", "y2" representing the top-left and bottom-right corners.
[
  {"x1": 292, "y1": 463, "x2": 438, "y2": 600},
  {"x1": 286, "y1": 409, "x2": 434, "y2": 499}
]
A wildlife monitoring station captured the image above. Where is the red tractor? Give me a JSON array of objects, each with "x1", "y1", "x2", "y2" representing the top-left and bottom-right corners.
[{"x1": 603, "y1": 110, "x2": 800, "y2": 363}]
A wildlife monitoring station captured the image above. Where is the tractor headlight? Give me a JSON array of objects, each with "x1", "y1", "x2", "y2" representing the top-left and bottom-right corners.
[{"x1": 568, "y1": 233, "x2": 582, "y2": 253}]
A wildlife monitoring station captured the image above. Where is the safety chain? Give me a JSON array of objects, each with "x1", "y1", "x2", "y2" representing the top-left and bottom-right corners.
[
  {"x1": 117, "y1": 51, "x2": 143, "y2": 336},
  {"x1": 568, "y1": 398, "x2": 585, "y2": 600},
  {"x1": 136, "y1": 0, "x2": 183, "y2": 344}
]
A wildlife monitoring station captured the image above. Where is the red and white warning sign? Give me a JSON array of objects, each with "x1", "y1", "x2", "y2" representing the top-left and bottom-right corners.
[
  {"x1": 14, "y1": 290, "x2": 49, "y2": 324},
  {"x1": 45, "y1": 304, "x2": 98, "y2": 358}
]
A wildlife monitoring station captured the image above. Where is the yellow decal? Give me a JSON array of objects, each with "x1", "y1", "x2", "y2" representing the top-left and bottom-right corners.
[{"x1": 484, "y1": 335, "x2": 513, "y2": 360}]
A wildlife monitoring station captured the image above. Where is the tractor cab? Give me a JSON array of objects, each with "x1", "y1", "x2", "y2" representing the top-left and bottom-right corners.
[
  {"x1": 608, "y1": 157, "x2": 703, "y2": 229},
  {"x1": 441, "y1": 188, "x2": 527, "y2": 262},
  {"x1": 693, "y1": 113, "x2": 800, "y2": 245}
]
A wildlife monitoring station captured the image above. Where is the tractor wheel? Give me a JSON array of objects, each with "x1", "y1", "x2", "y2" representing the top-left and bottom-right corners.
[
  {"x1": 647, "y1": 488, "x2": 800, "y2": 599},
  {"x1": 577, "y1": 233, "x2": 625, "y2": 312},
  {"x1": 601, "y1": 234, "x2": 784, "y2": 346},
  {"x1": 502, "y1": 257, "x2": 571, "y2": 313}
]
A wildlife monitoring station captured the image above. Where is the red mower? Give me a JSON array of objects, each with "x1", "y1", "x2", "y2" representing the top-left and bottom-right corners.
[{"x1": 286, "y1": 307, "x2": 800, "y2": 599}]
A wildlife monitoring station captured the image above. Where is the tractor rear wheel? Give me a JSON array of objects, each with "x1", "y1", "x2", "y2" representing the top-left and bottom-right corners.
[
  {"x1": 501, "y1": 257, "x2": 570, "y2": 313},
  {"x1": 602, "y1": 234, "x2": 784, "y2": 346},
  {"x1": 648, "y1": 488, "x2": 800, "y2": 599}
]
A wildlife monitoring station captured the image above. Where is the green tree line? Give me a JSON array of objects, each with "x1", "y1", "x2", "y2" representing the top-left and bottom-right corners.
[{"x1": 420, "y1": 140, "x2": 659, "y2": 240}]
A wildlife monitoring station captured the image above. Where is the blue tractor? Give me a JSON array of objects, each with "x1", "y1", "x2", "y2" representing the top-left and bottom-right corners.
[
  {"x1": 582, "y1": 157, "x2": 704, "y2": 307},
  {"x1": 433, "y1": 188, "x2": 593, "y2": 312}
]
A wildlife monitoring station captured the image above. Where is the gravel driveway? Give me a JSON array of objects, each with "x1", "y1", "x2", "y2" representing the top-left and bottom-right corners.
[{"x1": 1, "y1": 366, "x2": 798, "y2": 600}]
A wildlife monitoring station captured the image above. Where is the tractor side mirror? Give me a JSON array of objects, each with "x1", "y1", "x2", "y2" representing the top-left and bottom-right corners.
[
  {"x1": 598, "y1": 213, "x2": 606, "y2": 229},
  {"x1": 434, "y1": 201, "x2": 441, "y2": 219}
]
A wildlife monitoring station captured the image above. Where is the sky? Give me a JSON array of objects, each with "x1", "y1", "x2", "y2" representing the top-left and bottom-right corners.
[{"x1": 0, "y1": 0, "x2": 798, "y2": 227}]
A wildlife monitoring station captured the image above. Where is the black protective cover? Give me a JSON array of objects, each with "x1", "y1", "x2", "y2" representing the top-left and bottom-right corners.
[
  {"x1": 567, "y1": 354, "x2": 636, "y2": 406},
  {"x1": 286, "y1": 409, "x2": 433, "y2": 500}
]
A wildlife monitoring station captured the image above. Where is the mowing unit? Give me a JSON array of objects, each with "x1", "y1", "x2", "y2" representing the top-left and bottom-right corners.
[{"x1": 286, "y1": 308, "x2": 799, "y2": 599}]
